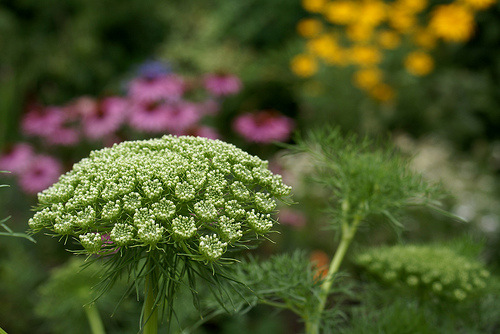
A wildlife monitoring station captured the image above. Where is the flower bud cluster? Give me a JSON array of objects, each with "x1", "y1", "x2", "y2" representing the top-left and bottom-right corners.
[
  {"x1": 356, "y1": 244, "x2": 491, "y2": 301},
  {"x1": 199, "y1": 234, "x2": 227, "y2": 261},
  {"x1": 29, "y1": 135, "x2": 291, "y2": 261},
  {"x1": 79, "y1": 233, "x2": 103, "y2": 254}
]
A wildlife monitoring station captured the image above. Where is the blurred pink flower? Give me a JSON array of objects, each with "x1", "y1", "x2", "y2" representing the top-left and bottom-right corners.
[
  {"x1": 203, "y1": 73, "x2": 242, "y2": 96},
  {"x1": 163, "y1": 102, "x2": 202, "y2": 134},
  {"x1": 18, "y1": 155, "x2": 63, "y2": 194},
  {"x1": 0, "y1": 143, "x2": 35, "y2": 174},
  {"x1": 82, "y1": 97, "x2": 129, "y2": 140},
  {"x1": 128, "y1": 74, "x2": 185, "y2": 103},
  {"x1": 21, "y1": 106, "x2": 65, "y2": 138},
  {"x1": 45, "y1": 126, "x2": 80, "y2": 146},
  {"x1": 277, "y1": 208, "x2": 307, "y2": 228},
  {"x1": 233, "y1": 110, "x2": 295, "y2": 143},
  {"x1": 69, "y1": 96, "x2": 98, "y2": 118},
  {"x1": 198, "y1": 99, "x2": 220, "y2": 116},
  {"x1": 181, "y1": 125, "x2": 221, "y2": 140},
  {"x1": 128, "y1": 100, "x2": 170, "y2": 133}
]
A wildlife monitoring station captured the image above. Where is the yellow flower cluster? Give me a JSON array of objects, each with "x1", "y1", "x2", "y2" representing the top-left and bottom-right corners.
[{"x1": 292, "y1": 0, "x2": 497, "y2": 102}]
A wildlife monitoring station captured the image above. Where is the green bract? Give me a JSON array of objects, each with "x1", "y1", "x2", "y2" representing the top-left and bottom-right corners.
[
  {"x1": 28, "y1": 135, "x2": 291, "y2": 262},
  {"x1": 356, "y1": 244, "x2": 491, "y2": 301}
]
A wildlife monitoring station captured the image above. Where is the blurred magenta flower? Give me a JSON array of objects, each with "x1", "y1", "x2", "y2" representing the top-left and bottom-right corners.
[
  {"x1": 163, "y1": 102, "x2": 202, "y2": 134},
  {"x1": 233, "y1": 110, "x2": 295, "y2": 143},
  {"x1": 18, "y1": 155, "x2": 63, "y2": 194},
  {"x1": 277, "y1": 208, "x2": 307, "y2": 228},
  {"x1": 128, "y1": 100, "x2": 170, "y2": 132},
  {"x1": 198, "y1": 98, "x2": 221, "y2": 116},
  {"x1": 203, "y1": 73, "x2": 242, "y2": 96},
  {"x1": 181, "y1": 125, "x2": 221, "y2": 140},
  {"x1": 45, "y1": 126, "x2": 80, "y2": 146},
  {"x1": 21, "y1": 106, "x2": 65, "y2": 138},
  {"x1": 69, "y1": 96, "x2": 97, "y2": 118},
  {"x1": 128, "y1": 74, "x2": 185, "y2": 103},
  {"x1": 82, "y1": 97, "x2": 129, "y2": 140},
  {"x1": 0, "y1": 143, "x2": 35, "y2": 174}
]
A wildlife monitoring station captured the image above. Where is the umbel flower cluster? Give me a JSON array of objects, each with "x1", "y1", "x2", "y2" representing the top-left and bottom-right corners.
[
  {"x1": 29, "y1": 135, "x2": 291, "y2": 262},
  {"x1": 356, "y1": 244, "x2": 491, "y2": 301}
]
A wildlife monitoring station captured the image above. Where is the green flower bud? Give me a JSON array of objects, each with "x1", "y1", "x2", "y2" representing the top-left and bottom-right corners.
[
  {"x1": 254, "y1": 193, "x2": 277, "y2": 213},
  {"x1": 101, "y1": 200, "x2": 121, "y2": 220},
  {"x1": 194, "y1": 200, "x2": 218, "y2": 222},
  {"x1": 79, "y1": 233, "x2": 103, "y2": 254},
  {"x1": 109, "y1": 223, "x2": 135, "y2": 246},
  {"x1": 246, "y1": 210, "x2": 273, "y2": 234},
  {"x1": 151, "y1": 199, "x2": 176, "y2": 221},
  {"x1": 218, "y1": 215, "x2": 242, "y2": 243},
  {"x1": 199, "y1": 234, "x2": 227, "y2": 261},
  {"x1": 171, "y1": 215, "x2": 197, "y2": 241},
  {"x1": 137, "y1": 219, "x2": 164, "y2": 245}
]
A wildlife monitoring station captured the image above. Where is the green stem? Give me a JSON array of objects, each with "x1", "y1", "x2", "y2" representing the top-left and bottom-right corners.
[
  {"x1": 306, "y1": 216, "x2": 361, "y2": 334},
  {"x1": 84, "y1": 303, "x2": 106, "y2": 334},
  {"x1": 143, "y1": 263, "x2": 158, "y2": 334}
]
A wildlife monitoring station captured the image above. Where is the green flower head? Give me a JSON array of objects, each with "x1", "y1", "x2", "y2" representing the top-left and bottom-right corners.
[
  {"x1": 28, "y1": 135, "x2": 292, "y2": 261},
  {"x1": 356, "y1": 244, "x2": 491, "y2": 301}
]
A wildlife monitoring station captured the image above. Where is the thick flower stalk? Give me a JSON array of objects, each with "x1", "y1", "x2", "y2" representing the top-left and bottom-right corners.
[{"x1": 28, "y1": 135, "x2": 291, "y2": 333}]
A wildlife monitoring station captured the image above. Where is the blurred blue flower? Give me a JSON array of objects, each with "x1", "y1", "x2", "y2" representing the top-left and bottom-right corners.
[{"x1": 135, "y1": 59, "x2": 172, "y2": 79}]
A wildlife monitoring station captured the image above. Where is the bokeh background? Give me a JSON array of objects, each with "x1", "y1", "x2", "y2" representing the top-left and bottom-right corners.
[{"x1": 1, "y1": 0, "x2": 500, "y2": 333}]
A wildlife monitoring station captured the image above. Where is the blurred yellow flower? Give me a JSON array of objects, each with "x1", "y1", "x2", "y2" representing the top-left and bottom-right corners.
[
  {"x1": 297, "y1": 18, "x2": 324, "y2": 38},
  {"x1": 350, "y1": 45, "x2": 382, "y2": 65},
  {"x1": 459, "y1": 0, "x2": 497, "y2": 10},
  {"x1": 412, "y1": 28, "x2": 437, "y2": 49},
  {"x1": 353, "y1": 67, "x2": 383, "y2": 89},
  {"x1": 369, "y1": 83, "x2": 395, "y2": 102},
  {"x1": 307, "y1": 34, "x2": 339, "y2": 58},
  {"x1": 404, "y1": 51, "x2": 434, "y2": 76},
  {"x1": 291, "y1": 54, "x2": 319, "y2": 77},
  {"x1": 358, "y1": 0, "x2": 388, "y2": 27},
  {"x1": 388, "y1": 7, "x2": 417, "y2": 33},
  {"x1": 307, "y1": 35, "x2": 350, "y2": 66},
  {"x1": 347, "y1": 24, "x2": 374, "y2": 42},
  {"x1": 302, "y1": 0, "x2": 327, "y2": 12},
  {"x1": 429, "y1": 4, "x2": 475, "y2": 42},
  {"x1": 323, "y1": 47, "x2": 350, "y2": 66},
  {"x1": 323, "y1": 0, "x2": 359, "y2": 25},
  {"x1": 377, "y1": 30, "x2": 401, "y2": 49},
  {"x1": 394, "y1": 0, "x2": 428, "y2": 13}
]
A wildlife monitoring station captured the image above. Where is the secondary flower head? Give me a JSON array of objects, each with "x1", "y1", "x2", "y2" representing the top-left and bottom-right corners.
[
  {"x1": 356, "y1": 244, "x2": 491, "y2": 301},
  {"x1": 29, "y1": 135, "x2": 291, "y2": 262},
  {"x1": 233, "y1": 110, "x2": 295, "y2": 144}
]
